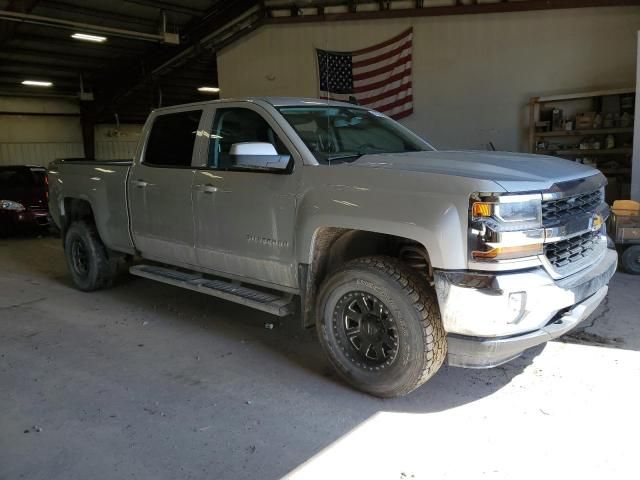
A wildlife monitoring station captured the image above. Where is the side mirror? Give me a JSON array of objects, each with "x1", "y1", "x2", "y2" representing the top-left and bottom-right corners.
[{"x1": 229, "y1": 142, "x2": 291, "y2": 171}]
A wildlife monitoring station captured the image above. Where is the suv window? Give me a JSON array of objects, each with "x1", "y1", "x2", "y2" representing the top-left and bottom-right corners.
[
  {"x1": 208, "y1": 108, "x2": 290, "y2": 169},
  {"x1": 145, "y1": 110, "x2": 203, "y2": 167},
  {"x1": 0, "y1": 168, "x2": 38, "y2": 189}
]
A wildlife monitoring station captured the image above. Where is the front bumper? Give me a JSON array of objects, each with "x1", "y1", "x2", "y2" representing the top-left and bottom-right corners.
[{"x1": 435, "y1": 248, "x2": 617, "y2": 368}]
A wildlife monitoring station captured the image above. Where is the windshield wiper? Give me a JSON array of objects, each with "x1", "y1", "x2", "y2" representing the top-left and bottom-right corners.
[
  {"x1": 326, "y1": 153, "x2": 364, "y2": 164},
  {"x1": 328, "y1": 153, "x2": 363, "y2": 161}
]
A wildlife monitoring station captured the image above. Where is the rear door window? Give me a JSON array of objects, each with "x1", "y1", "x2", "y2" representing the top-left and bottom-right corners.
[{"x1": 144, "y1": 110, "x2": 203, "y2": 167}]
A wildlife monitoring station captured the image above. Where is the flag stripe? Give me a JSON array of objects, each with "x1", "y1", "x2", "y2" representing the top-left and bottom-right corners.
[
  {"x1": 367, "y1": 90, "x2": 413, "y2": 112},
  {"x1": 352, "y1": 39, "x2": 411, "y2": 69},
  {"x1": 351, "y1": 28, "x2": 413, "y2": 56},
  {"x1": 354, "y1": 63, "x2": 411, "y2": 90},
  {"x1": 380, "y1": 102, "x2": 414, "y2": 118},
  {"x1": 391, "y1": 108, "x2": 413, "y2": 120},
  {"x1": 353, "y1": 70, "x2": 411, "y2": 94},
  {"x1": 358, "y1": 82, "x2": 411, "y2": 105},
  {"x1": 352, "y1": 51, "x2": 411, "y2": 81}
]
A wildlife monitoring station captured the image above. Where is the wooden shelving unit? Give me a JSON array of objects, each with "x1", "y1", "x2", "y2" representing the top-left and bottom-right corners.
[
  {"x1": 537, "y1": 148, "x2": 632, "y2": 156},
  {"x1": 535, "y1": 127, "x2": 633, "y2": 138},
  {"x1": 528, "y1": 88, "x2": 635, "y2": 203}
]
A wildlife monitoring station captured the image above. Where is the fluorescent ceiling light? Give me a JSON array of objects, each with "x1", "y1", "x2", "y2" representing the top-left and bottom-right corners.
[
  {"x1": 198, "y1": 86, "x2": 220, "y2": 93},
  {"x1": 72, "y1": 33, "x2": 107, "y2": 43},
  {"x1": 22, "y1": 80, "x2": 53, "y2": 87}
]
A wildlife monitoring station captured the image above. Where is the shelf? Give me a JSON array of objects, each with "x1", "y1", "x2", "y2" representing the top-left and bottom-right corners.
[
  {"x1": 535, "y1": 128, "x2": 634, "y2": 137},
  {"x1": 534, "y1": 87, "x2": 635, "y2": 103},
  {"x1": 536, "y1": 148, "x2": 632, "y2": 156}
]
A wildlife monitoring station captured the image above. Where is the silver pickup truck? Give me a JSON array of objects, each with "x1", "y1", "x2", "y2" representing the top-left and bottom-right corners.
[{"x1": 49, "y1": 97, "x2": 617, "y2": 397}]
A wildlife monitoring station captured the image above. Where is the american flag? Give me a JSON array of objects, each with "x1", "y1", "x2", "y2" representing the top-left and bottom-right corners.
[{"x1": 316, "y1": 28, "x2": 413, "y2": 120}]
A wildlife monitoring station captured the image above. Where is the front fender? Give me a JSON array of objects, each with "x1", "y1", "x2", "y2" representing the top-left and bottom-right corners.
[{"x1": 296, "y1": 185, "x2": 466, "y2": 269}]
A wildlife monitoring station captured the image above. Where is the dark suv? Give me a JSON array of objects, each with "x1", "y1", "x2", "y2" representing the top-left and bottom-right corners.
[{"x1": 0, "y1": 165, "x2": 49, "y2": 235}]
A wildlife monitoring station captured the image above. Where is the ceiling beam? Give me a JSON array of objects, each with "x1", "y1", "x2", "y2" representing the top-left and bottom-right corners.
[
  {"x1": 11, "y1": 32, "x2": 148, "y2": 55},
  {"x1": 0, "y1": 58, "x2": 103, "y2": 74},
  {"x1": 0, "y1": 88, "x2": 78, "y2": 99},
  {"x1": 42, "y1": 1, "x2": 159, "y2": 29},
  {"x1": 0, "y1": 62, "x2": 89, "y2": 77},
  {"x1": 0, "y1": 9, "x2": 176, "y2": 43},
  {"x1": 0, "y1": 47, "x2": 110, "y2": 66},
  {"x1": 0, "y1": 0, "x2": 40, "y2": 48},
  {"x1": 123, "y1": 0, "x2": 205, "y2": 16},
  {"x1": 265, "y1": 0, "x2": 640, "y2": 23}
]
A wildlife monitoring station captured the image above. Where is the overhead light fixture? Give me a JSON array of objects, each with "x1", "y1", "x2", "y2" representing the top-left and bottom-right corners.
[
  {"x1": 22, "y1": 80, "x2": 53, "y2": 87},
  {"x1": 72, "y1": 33, "x2": 107, "y2": 43},
  {"x1": 198, "y1": 86, "x2": 220, "y2": 93}
]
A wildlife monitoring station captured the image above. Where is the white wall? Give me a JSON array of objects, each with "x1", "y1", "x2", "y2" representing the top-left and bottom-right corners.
[
  {"x1": 0, "y1": 97, "x2": 142, "y2": 167},
  {"x1": 218, "y1": 7, "x2": 640, "y2": 152}
]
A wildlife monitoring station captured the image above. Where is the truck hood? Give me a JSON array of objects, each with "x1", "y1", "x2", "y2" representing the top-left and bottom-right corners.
[{"x1": 348, "y1": 150, "x2": 601, "y2": 192}]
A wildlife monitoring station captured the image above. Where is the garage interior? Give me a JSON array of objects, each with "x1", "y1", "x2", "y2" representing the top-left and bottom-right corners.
[{"x1": 2, "y1": 1, "x2": 640, "y2": 479}]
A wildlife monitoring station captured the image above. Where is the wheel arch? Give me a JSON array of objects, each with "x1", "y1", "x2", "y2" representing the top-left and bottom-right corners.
[
  {"x1": 298, "y1": 226, "x2": 433, "y2": 328},
  {"x1": 61, "y1": 197, "x2": 96, "y2": 242}
]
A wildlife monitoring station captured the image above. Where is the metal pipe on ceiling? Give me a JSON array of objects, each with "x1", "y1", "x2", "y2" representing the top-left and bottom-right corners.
[{"x1": 0, "y1": 9, "x2": 179, "y2": 44}]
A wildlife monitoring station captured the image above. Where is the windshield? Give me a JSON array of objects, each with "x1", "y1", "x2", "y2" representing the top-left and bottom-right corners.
[{"x1": 277, "y1": 106, "x2": 432, "y2": 164}]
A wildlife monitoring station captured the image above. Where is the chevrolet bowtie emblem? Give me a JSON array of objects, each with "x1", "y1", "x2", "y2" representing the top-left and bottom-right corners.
[{"x1": 592, "y1": 214, "x2": 603, "y2": 230}]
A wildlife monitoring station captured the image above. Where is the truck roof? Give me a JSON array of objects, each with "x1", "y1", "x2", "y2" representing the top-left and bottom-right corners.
[{"x1": 150, "y1": 96, "x2": 366, "y2": 114}]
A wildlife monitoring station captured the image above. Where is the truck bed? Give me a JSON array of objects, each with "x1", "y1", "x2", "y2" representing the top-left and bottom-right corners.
[{"x1": 48, "y1": 158, "x2": 135, "y2": 254}]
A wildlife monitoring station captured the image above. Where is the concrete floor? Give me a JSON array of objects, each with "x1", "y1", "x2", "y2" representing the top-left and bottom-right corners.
[{"x1": 1, "y1": 235, "x2": 639, "y2": 480}]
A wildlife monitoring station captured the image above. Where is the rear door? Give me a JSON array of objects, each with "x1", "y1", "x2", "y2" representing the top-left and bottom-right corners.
[
  {"x1": 128, "y1": 108, "x2": 205, "y2": 267},
  {"x1": 192, "y1": 103, "x2": 300, "y2": 289}
]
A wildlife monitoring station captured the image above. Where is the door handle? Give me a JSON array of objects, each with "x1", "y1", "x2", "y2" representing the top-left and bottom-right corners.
[{"x1": 134, "y1": 179, "x2": 148, "y2": 188}]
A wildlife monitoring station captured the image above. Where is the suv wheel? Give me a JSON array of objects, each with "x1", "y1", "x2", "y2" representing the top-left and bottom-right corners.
[
  {"x1": 64, "y1": 221, "x2": 117, "y2": 291},
  {"x1": 316, "y1": 256, "x2": 446, "y2": 397}
]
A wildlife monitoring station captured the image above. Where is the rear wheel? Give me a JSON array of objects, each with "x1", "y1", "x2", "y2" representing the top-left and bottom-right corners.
[
  {"x1": 64, "y1": 221, "x2": 117, "y2": 291},
  {"x1": 621, "y1": 245, "x2": 640, "y2": 275},
  {"x1": 316, "y1": 256, "x2": 446, "y2": 397}
]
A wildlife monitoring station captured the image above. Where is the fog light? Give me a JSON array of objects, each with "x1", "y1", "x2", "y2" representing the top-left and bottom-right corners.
[{"x1": 507, "y1": 292, "x2": 527, "y2": 324}]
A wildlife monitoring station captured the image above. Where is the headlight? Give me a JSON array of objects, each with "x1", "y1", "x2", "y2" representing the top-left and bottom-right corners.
[
  {"x1": 0, "y1": 200, "x2": 25, "y2": 211},
  {"x1": 469, "y1": 193, "x2": 544, "y2": 262}
]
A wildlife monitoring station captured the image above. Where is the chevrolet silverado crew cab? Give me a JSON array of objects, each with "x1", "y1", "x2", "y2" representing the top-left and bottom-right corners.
[{"x1": 48, "y1": 97, "x2": 618, "y2": 397}]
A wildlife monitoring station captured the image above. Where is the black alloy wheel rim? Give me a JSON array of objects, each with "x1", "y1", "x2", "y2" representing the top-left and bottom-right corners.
[
  {"x1": 70, "y1": 238, "x2": 89, "y2": 277},
  {"x1": 333, "y1": 291, "x2": 399, "y2": 370}
]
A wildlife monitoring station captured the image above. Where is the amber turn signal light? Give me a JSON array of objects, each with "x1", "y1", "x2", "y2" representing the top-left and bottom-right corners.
[
  {"x1": 472, "y1": 243, "x2": 543, "y2": 260},
  {"x1": 472, "y1": 202, "x2": 493, "y2": 218}
]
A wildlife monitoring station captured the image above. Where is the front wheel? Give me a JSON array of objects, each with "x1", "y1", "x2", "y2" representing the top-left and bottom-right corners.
[{"x1": 316, "y1": 256, "x2": 446, "y2": 397}]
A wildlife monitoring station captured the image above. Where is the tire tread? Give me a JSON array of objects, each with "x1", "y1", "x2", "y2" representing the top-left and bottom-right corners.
[{"x1": 317, "y1": 255, "x2": 447, "y2": 397}]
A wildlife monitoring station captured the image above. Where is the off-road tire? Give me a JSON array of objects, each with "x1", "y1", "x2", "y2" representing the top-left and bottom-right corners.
[
  {"x1": 621, "y1": 245, "x2": 640, "y2": 275},
  {"x1": 316, "y1": 256, "x2": 447, "y2": 397},
  {"x1": 64, "y1": 221, "x2": 117, "y2": 291}
]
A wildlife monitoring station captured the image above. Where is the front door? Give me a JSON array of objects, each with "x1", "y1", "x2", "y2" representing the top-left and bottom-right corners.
[
  {"x1": 193, "y1": 104, "x2": 299, "y2": 288},
  {"x1": 128, "y1": 108, "x2": 204, "y2": 267}
]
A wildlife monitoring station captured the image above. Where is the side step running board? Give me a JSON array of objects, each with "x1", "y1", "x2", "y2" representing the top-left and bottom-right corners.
[{"x1": 129, "y1": 264, "x2": 295, "y2": 317}]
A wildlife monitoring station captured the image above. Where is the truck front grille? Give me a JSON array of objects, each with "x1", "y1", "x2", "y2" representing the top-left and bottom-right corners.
[
  {"x1": 544, "y1": 229, "x2": 600, "y2": 269},
  {"x1": 542, "y1": 189, "x2": 603, "y2": 226}
]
